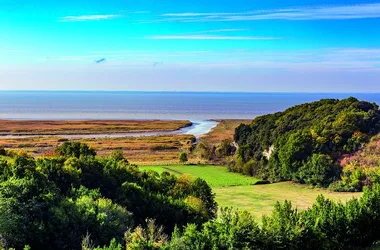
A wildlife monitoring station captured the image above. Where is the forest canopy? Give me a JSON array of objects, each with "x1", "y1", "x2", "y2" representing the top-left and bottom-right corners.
[
  {"x1": 233, "y1": 97, "x2": 380, "y2": 187},
  {"x1": 0, "y1": 143, "x2": 216, "y2": 249},
  {"x1": 2, "y1": 143, "x2": 380, "y2": 249}
]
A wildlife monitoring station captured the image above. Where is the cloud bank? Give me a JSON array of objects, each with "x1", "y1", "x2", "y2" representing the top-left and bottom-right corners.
[{"x1": 157, "y1": 3, "x2": 380, "y2": 22}]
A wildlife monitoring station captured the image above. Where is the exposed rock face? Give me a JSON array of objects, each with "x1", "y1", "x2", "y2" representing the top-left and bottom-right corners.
[{"x1": 263, "y1": 145, "x2": 275, "y2": 160}]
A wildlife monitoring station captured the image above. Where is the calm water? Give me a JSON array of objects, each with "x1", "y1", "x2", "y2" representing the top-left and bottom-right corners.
[{"x1": 0, "y1": 91, "x2": 380, "y2": 120}]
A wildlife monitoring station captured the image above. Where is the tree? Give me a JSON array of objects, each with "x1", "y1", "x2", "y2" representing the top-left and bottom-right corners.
[
  {"x1": 0, "y1": 147, "x2": 6, "y2": 156},
  {"x1": 191, "y1": 178, "x2": 218, "y2": 219},
  {"x1": 195, "y1": 140, "x2": 215, "y2": 161},
  {"x1": 215, "y1": 139, "x2": 235, "y2": 158},
  {"x1": 278, "y1": 131, "x2": 312, "y2": 179},
  {"x1": 179, "y1": 152, "x2": 188, "y2": 163},
  {"x1": 0, "y1": 145, "x2": 218, "y2": 249},
  {"x1": 297, "y1": 154, "x2": 338, "y2": 186},
  {"x1": 55, "y1": 142, "x2": 96, "y2": 158},
  {"x1": 125, "y1": 219, "x2": 168, "y2": 250},
  {"x1": 109, "y1": 150, "x2": 128, "y2": 163}
]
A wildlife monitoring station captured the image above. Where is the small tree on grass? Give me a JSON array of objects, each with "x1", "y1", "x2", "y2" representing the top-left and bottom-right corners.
[
  {"x1": 0, "y1": 146, "x2": 6, "y2": 156},
  {"x1": 179, "y1": 152, "x2": 188, "y2": 163}
]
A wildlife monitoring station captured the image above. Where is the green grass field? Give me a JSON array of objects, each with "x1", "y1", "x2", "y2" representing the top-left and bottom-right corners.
[
  {"x1": 214, "y1": 182, "x2": 362, "y2": 218},
  {"x1": 140, "y1": 165, "x2": 362, "y2": 218},
  {"x1": 140, "y1": 165, "x2": 259, "y2": 187}
]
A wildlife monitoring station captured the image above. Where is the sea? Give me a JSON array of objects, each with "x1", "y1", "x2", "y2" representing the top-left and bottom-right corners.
[{"x1": 0, "y1": 91, "x2": 380, "y2": 120}]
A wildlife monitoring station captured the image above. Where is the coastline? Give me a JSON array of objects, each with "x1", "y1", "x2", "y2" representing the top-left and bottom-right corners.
[{"x1": 0, "y1": 119, "x2": 222, "y2": 163}]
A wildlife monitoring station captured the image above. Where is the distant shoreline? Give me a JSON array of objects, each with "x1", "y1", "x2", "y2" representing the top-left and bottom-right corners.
[
  {"x1": 2, "y1": 90, "x2": 380, "y2": 94},
  {"x1": 1, "y1": 92, "x2": 379, "y2": 121}
]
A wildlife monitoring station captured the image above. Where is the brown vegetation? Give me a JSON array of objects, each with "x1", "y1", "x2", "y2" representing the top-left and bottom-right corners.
[
  {"x1": 0, "y1": 120, "x2": 191, "y2": 135},
  {"x1": 195, "y1": 120, "x2": 251, "y2": 164},
  {"x1": 340, "y1": 133, "x2": 380, "y2": 171},
  {"x1": 0, "y1": 134, "x2": 195, "y2": 165},
  {"x1": 0, "y1": 119, "x2": 252, "y2": 165},
  {"x1": 0, "y1": 119, "x2": 194, "y2": 164},
  {"x1": 201, "y1": 119, "x2": 251, "y2": 144}
]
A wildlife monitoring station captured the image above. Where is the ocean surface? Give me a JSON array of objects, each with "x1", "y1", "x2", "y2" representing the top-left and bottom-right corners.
[{"x1": 0, "y1": 91, "x2": 380, "y2": 120}]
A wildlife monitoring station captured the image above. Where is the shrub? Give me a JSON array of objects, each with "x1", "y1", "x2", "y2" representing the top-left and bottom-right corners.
[
  {"x1": 179, "y1": 152, "x2": 188, "y2": 163},
  {"x1": 0, "y1": 147, "x2": 6, "y2": 156},
  {"x1": 55, "y1": 142, "x2": 96, "y2": 158}
]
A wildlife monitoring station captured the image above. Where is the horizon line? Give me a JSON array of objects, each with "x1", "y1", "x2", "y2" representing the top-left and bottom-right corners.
[{"x1": 0, "y1": 90, "x2": 380, "y2": 95}]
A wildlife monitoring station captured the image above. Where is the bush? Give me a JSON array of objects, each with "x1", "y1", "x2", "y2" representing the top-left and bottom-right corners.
[
  {"x1": 179, "y1": 152, "x2": 188, "y2": 163},
  {"x1": 55, "y1": 142, "x2": 96, "y2": 158},
  {"x1": 109, "y1": 150, "x2": 128, "y2": 163},
  {"x1": 296, "y1": 154, "x2": 338, "y2": 187},
  {"x1": 0, "y1": 147, "x2": 6, "y2": 156}
]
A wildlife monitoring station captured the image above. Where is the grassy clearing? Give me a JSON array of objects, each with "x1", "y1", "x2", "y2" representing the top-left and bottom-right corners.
[
  {"x1": 214, "y1": 182, "x2": 362, "y2": 218},
  {"x1": 140, "y1": 165, "x2": 259, "y2": 187},
  {"x1": 141, "y1": 165, "x2": 362, "y2": 218}
]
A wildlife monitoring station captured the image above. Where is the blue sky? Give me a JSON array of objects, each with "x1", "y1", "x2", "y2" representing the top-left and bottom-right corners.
[{"x1": 1, "y1": 0, "x2": 380, "y2": 92}]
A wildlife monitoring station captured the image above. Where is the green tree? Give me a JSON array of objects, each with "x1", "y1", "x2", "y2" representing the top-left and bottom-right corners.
[
  {"x1": 278, "y1": 131, "x2": 312, "y2": 179},
  {"x1": 179, "y1": 152, "x2": 188, "y2": 163},
  {"x1": 109, "y1": 150, "x2": 128, "y2": 163},
  {"x1": 0, "y1": 147, "x2": 6, "y2": 156},
  {"x1": 55, "y1": 142, "x2": 96, "y2": 158},
  {"x1": 297, "y1": 154, "x2": 338, "y2": 186},
  {"x1": 125, "y1": 219, "x2": 168, "y2": 250}
]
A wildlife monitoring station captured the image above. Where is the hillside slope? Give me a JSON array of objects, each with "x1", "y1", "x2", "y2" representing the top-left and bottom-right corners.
[{"x1": 233, "y1": 97, "x2": 380, "y2": 187}]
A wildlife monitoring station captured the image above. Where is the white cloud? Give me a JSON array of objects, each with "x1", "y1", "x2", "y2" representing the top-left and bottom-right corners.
[
  {"x1": 148, "y1": 35, "x2": 279, "y2": 40},
  {"x1": 157, "y1": 3, "x2": 380, "y2": 22},
  {"x1": 60, "y1": 14, "x2": 122, "y2": 22},
  {"x1": 201, "y1": 28, "x2": 248, "y2": 33},
  {"x1": 161, "y1": 12, "x2": 241, "y2": 17},
  {"x1": 133, "y1": 11, "x2": 151, "y2": 14}
]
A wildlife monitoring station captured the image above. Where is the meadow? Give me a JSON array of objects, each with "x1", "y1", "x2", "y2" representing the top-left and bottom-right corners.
[
  {"x1": 215, "y1": 182, "x2": 362, "y2": 218},
  {"x1": 140, "y1": 165, "x2": 260, "y2": 187},
  {"x1": 140, "y1": 165, "x2": 362, "y2": 217}
]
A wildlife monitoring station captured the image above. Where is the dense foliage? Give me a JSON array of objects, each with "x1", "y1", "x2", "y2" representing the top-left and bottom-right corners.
[
  {"x1": 2, "y1": 142, "x2": 380, "y2": 249},
  {"x1": 83, "y1": 184, "x2": 380, "y2": 249},
  {"x1": 331, "y1": 134, "x2": 380, "y2": 192},
  {"x1": 0, "y1": 143, "x2": 217, "y2": 249},
  {"x1": 233, "y1": 97, "x2": 380, "y2": 187}
]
